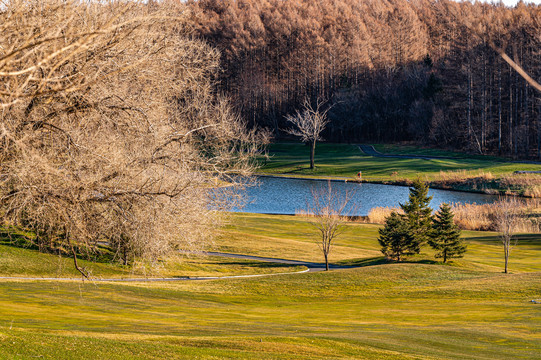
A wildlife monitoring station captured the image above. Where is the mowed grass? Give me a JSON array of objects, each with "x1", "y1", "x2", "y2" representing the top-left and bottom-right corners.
[
  {"x1": 0, "y1": 265, "x2": 539, "y2": 359},
  {"x1": 0, "y1": 212, "x2": 540, "y2": 359},
  {"x1": 374, "y1": 144, "x2": 507, "y2": 161},
  {"x1": 259, "y1": 142, "x2": 541, "y2": 181},
  {"x1": 0, "y1": 233, "x2": 303, "y2": 279},
  {"x1": 217, "y1": 213, "x2": 541, "y2": 273}
]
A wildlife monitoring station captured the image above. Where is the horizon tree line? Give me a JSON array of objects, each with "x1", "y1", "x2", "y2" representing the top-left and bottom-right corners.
[{"x1": 190, "y1": 0, "x2": 541, "y2": 159}]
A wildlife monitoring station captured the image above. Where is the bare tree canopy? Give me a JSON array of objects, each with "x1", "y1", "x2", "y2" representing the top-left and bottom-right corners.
[
  {"x1": 306, "y1": 181, "x2": 352, "y2": 271},
  {"x1": 493, "y1": 198, "x2": 523, "y2": 274},
  {"x1": 285, "y1": 99, "x2": 330, "y2": 169},
  {"x1": 0, "y1": 0, "x2": 260, "y2": 276}
]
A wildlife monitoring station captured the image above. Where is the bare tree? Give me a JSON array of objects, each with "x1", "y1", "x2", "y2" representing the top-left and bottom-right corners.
[
  {"x1": 285, "y1": 99, "x2": 330, "y2": 170},
  {"x1": 0, "y1": 0, "x2": 260, "y2": 277},
  {"x1": 305, "y1": 181, "x2": 352, "y2": 271},
  {"x1": 493, "y1": 198, "x2": 522, "y2": 274}
]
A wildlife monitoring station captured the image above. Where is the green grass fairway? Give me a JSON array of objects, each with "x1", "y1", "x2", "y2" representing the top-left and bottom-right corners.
[
  {"x1": 1, "y1": 213, "x2": 540, "y2": 359},
  {"x1": 0, "y1": 265, "x2": 539, "y2": 359},
  {"x1": 258, "y1": 142, "x2": 541, "y2": 181}
]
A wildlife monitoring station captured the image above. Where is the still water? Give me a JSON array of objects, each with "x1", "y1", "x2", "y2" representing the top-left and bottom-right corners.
[{"x1": 233, "y1": 176, "x2": 498, "y2": 216}]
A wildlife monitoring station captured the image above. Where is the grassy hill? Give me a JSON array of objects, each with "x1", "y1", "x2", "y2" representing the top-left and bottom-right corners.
[{"x1": 0, "y1": 213, "x2": 539, "y2": 359}]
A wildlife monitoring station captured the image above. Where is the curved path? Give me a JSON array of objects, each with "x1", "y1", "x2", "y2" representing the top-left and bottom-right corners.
[
  {"x1": 0, "y1": 252, "x2": 353, "y2": 282},
  {"x1": 359, "y1": 144, "x2": 451, "y2": 161},
  {"x1": 359, "y1": 144, "x2": 541, "y2": 165},
  {"x1": 205, "y1": 252, "x2": 355, "y2": 272}
]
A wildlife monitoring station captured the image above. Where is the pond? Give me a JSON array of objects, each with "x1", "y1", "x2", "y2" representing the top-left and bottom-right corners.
[{"x1": 232, "y1": 176, "x2": 498, "y2": 216}]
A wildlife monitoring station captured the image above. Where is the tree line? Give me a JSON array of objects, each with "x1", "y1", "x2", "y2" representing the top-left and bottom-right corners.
[{"x1": 190, "y1": 0, "x2": 541, "y2": 158}]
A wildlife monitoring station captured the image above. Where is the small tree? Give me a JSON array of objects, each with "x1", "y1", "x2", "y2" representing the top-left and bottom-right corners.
[
  {"x1": 493, "y1": 198, "x2": 522, "y2": 274},
  {"x1": 429, "y1": 203, "x2": 466, "y2": 263},
  {"x1": 306, "y1": 181, "x2": 351, "y2": 271},
  {"x1": 285, "y1": 99, "x2": 330, "y2": 170},
  {"x1": 401, "y1": 179, "x2": 433, "y2": 245},
  {"x1": 378, "y1": 212, "x2": 420, "y2": 262}
]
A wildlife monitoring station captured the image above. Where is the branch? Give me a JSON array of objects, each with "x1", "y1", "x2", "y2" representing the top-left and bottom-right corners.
[
  {"x1": 152, "y1": 124, "x2": 218, "y2": 156},
  {"x1": 492, "y1": 45, "x2": 541, "y2": 93}
]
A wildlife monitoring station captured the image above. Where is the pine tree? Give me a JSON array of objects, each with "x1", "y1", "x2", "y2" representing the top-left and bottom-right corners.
[
  {"x1": 400, "y1": 179, "x2": 433, "y2": 246},
  {"x1": 378, "y1": 212, "x2": 420, "y2": 262},
  {"x1": 429, "y1": 203, "x2": 466, "y2": 263}
]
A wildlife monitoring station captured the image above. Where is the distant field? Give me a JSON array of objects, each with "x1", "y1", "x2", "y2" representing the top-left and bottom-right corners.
[
  {"x1": 258, "y1": 142, "x2": 541, "y2": 181},
  {"x1": 0, "y1": 212, "x2": 540, "y2": 359}
]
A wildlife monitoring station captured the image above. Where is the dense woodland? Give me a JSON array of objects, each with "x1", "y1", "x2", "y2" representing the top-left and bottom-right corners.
[{"x1": 189, "y1": 0, "x2": 541, "y2": 158}]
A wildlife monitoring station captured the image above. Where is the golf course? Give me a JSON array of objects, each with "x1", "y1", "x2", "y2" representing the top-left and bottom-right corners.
[{"x1": 1, "y1": 207, "x2": 540, "y2": 359}]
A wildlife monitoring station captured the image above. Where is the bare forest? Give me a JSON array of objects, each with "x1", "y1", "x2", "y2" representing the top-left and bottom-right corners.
[{"x1": 191, "y1": 0, "x2": 541, "y2": 158}]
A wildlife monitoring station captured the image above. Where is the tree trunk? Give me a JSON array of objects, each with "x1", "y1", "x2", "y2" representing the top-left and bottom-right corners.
[
  {"x1": 504, "y1": 244, "x2": 509, "y2": 274},
  {"x1": 310, "y1": 140, "x2": 316, "y2": 169},
  {"x1": 324, "y1": 252, "x2": 329, "y2": 271},
  {"x1": 71, "y1": 245, "x2": 89, "y2": 280},
  {"x1": 538, "y1": 103, "x2": 541, "y2": 160},
  {"x1": 498, "y1": 64, "x2": 502, "y2": 155}
]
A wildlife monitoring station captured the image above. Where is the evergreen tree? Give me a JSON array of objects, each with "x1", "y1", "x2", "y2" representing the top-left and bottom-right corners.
[
  {"x1": 401, "y1": 179, "x2": 433, "y2": 245},
  {"x1": 429, "y1": 203, "x2": 466, "y2": 263},
  {"x1": 378, "y1": 212, "x2": 420, "y2": 262}
]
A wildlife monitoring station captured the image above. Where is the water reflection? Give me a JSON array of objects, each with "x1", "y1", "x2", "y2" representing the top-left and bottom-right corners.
[{"x1": 232, "y1": 176, "x2": 499, "y2": 216}]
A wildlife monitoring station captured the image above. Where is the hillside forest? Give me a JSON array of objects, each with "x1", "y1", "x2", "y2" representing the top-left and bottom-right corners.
[{"x1": 191, "y1": 0, "x2": 541, "y2": 158}]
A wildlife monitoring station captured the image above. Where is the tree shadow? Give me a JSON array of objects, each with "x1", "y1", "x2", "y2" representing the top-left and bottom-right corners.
[
  {"x1": 337, "y1": 256, "x2": 440, "y2": 267},
  {"x1": 207, "y1": 260, "x2": 302, "y2": 269},
  {"x1": 465, "y1": 233, "x2": 541, "y2": 247},
  {"x1": 0, "y1": 227, "x2": 117, "y2": 263},
  {"x1": 335, "y1": 256, "x2": 389, "y2": 267},
  {"x1": 0, "y1": 228, "x2": 36, "y2": 249}
]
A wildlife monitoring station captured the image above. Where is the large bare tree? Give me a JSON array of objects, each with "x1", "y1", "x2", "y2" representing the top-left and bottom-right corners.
[{"x1": 0, "y1": 0, "x2": 259, "y2": 277}]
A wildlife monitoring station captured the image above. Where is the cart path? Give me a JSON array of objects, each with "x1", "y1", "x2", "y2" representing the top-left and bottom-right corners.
[
  {"x1": 0, "y1": 251, "x2": 354, "y2": 282},
  {"x1": 359, "y1": 144, "x2": 452, "y2": 161},
  {"x1": 359, "y1": 144, "x2": 541, "y2": 165},
  {"x1": 205, "y1": 251, "x2": 355, "y2": 272}
]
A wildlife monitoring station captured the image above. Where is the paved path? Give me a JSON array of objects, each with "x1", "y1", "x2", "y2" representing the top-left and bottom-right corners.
[
  {"x1": 359, "y1": 144, "x2": 541, "y2": 165},
  {"x1": 0, "y1": 252, "x2": 352, "y2": 282},
  {"x1": 358, "y1": 144, "x2": 451, "y2": 161},
  {"x1": 205, "y1": 252, "x2": 355, "y2": 272}
]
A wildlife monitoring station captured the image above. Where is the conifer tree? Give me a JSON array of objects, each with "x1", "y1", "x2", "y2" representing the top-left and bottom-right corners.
[
  {"x1": 429, "y1": 203, "x2": 466, "y2": 263},
  {"x1": 401, "y1": 179, "x2": 433, "y2": 245},
  {"x1": 378, "y1": 212, "x2": 420, "y2": 262}
]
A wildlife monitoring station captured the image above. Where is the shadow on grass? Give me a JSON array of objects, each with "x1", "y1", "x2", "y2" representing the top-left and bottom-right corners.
[
  {"x1": 0, "y1": 227, "x2": 117, "y2": 264},
  {"x1": 465, "y1": 233, "x2": 541, "y2": 247},
  {"x1": 0, "y1": 229, "x2": 37, "y2": 249},
  {"x1": 336, "y1": 256, "x2": 440, "y2": 267},
  {"x1": 336, "y1": 256, "x2": 389, "y2": 267},
  {"x1": 207, "y1": 260, "x2": 301, "y2": 269}
]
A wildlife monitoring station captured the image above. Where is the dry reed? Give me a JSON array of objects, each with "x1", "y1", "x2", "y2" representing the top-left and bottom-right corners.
[
  {"x1": 451, "y1": 199, "x2": 541, "y2": 232},
  {"x1": 367, "y1": 207, "x2": 403, "y2": 224},
  {"x1": 366, "y1": 200, "x2": 541, "y2": 233}
]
